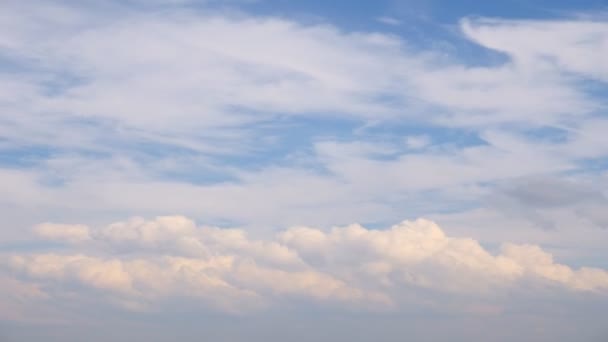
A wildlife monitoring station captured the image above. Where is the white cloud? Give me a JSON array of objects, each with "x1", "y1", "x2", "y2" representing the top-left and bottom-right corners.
[
  {"x1": 0, "y1": 2, "x2": 607, "y2": 235},
  {"x1": 376, "y1": 16, "x2": 402, "y2": 26},
  {"x1": 0, "y1": 275, "x2": 51, "y2": 323},
  {"x1": 461, "y1": 17, "x2": 608, "y2": 81},
  {"x1": 1, "y1": 4, "x2": 608, "y2": 335},
  {"x1": 1, "y1": 2, "x2": 410, "y2": 134},
  {"x1": 3, "y1": 2, "x2": 603, "y2": 156},
  {"x1": 404, "y1": 135, "x2": 431, "y2": 149},
  {"x1": 3, "y1": 216, "x2": 607, "y2": 319},
  {"x1": 34, "y1": 223, "x2": 91, "y2": 243}
]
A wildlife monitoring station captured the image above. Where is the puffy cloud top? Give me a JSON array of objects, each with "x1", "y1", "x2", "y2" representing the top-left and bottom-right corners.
[{"x1": 4, "y1": 216, "x2": 607, "y2": 316}]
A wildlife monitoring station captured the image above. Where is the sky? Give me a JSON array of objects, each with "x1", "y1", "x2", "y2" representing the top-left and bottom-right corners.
[{"x1": 1, "y1": 0, "x2": 608, "y2": 341}]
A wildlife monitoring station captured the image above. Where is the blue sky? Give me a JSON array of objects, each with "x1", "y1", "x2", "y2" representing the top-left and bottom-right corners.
[{"x1": 1, "y1": 0, "x2": 608, "y2": 341}]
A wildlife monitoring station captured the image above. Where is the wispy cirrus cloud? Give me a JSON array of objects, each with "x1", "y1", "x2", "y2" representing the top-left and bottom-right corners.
[{"x1": 0, "y1": 1, "x2": 607, "y2": 239}]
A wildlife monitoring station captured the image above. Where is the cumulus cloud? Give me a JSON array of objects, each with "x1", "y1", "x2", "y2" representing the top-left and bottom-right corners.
[
  {"x1": 34, "y1": 223, "x2": 91, "y2": 243},
  {"x1": 0, "y1": 1, "x2": 608, "y2": 334},
  {"x1": 0, "y1": 275, "x2": 50, "y2": 322},
  {"x1": 3, "y1": 216, "x2": 607, "y2": 318}
]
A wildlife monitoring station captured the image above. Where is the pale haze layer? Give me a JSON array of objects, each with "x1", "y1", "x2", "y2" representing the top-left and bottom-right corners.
[{"x1": 1, "y1": 0, "x2": 607, "y2": 341}]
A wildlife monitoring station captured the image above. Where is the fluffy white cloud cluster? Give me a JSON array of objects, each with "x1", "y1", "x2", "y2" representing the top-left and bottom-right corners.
[{"x1": 2, "y1": 216, "x2": 607, "y2": 315}]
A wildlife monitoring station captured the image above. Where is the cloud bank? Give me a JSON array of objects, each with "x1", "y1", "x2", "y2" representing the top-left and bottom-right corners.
[{"x1": 3, "y1": 216, "x2": 607, "y2": 317}]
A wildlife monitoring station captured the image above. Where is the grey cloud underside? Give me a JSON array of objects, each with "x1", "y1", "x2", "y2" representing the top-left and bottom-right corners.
[{"x1": 488, "y1": 177, "x2": 608, "y2": 230}]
